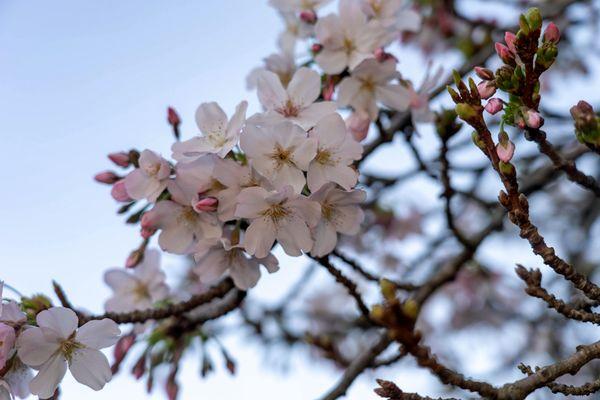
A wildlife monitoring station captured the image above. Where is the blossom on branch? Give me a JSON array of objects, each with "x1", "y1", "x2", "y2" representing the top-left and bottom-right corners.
[{"x1": 123, "y1": 149, "x2": 170, "y2": 202}]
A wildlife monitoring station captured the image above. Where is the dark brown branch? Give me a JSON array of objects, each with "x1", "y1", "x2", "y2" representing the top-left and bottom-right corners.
[
  {"x1": 518, "y1": 364, "x2": 600, "y2": 396},
  {"x1": 375, "y1": 379, "x2": 460, "y2": 400}
]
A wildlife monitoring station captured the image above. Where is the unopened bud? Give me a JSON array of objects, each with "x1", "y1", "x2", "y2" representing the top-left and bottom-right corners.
[
  {"x1": 374, "y1": 48, "x2": 397, "y2": 63},
  {"x1": 477, "y1": 81, "x2": 496, "y2": 99},
  {"x1": 370, "y1": 304, "x2": 385, "y2": 322},
  {"x1": 126, "y1": 249, "x2": 143, "y2": 268},
  {"x1": 193, "y1": 197, "x2": 218, "y2": 213},
  {"x1": 114, "y1": 333, "x2": 136, "y2": 366},
  {"x1": 167, "y1": 107, "x2": 180, "y2": 126},
  {"x1": 132, "y1": 354, "x2": 146, "y2": 380},
  {"x1": 544, "y1": 22, "x2": 560, "y2": 43},
  {"x1": 485, "y1": 98, "x2": 503, "y2": 115},
  {"x1": 401, "y1": 299, "x2": 419, "y2": 320},
  {"x1": 496, "y1": 139, "x2": 515, "y2": 163},
  {"x1": 474, "y1": 66, "x2": 494, "y2": 81},
  {"x1": 504, "y1": 31, "x2": 517, "y2": 53},
  {"x1": 380, "y1": 279, "x2": 396, "y2": 301},
  {"x1": 525, "y1": 109, "x2": 544, "y2": 129},
  {"x1": 570, "y1": 101, "x2": 599, "y2": 144},
  {"x1": 322, "y1": 75, "x2": 335, "y2": 101},
  {"x1": 299, "y1": 10, "x2": 317, "y2": 24},
  {"x1": 111, "y1": 180, "x2": 132, "y2": 202},
  {"x1": 346, "y1": 111, "x2": 371, "y2": 141},
  {"x1": 525, "y1": 8, "x2": 542, "y2": 31},
  {"x1": 94, "y1": 171, "x2": 120, "y2": 184},
  {"x1": 311, "y1": 43, "x2": 323, "y2": 54},
  {"x1": 455, "y1": 103, "x2": 478, "y2": 121},
  {"x1": 108, "y1": 152, "x2": 130, "y2": 167},
  {"x1": 495, "y1": 43, "x2": 514, "y2": 64}
]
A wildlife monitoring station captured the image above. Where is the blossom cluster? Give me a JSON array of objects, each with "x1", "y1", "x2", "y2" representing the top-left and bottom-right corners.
[{"x1": 0, "y1": 282, "x2": 121, "y2": 399}]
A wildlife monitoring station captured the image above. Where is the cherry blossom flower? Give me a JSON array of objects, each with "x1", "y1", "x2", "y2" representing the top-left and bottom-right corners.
[
  {"x1": 235, "y1": 185, "x2": 321, "y2": 258},
  {"x1": 277, "y1": 12, "x2": 314, "y2": 54},
  {"x1": 0, "y1": 323, "x2": 15, "y2": 370},
  {"x1": 192, "y1": 232, "x2": 279, "y2": 290},
  {"x1": 309, "y1": 183, "x2": 366, "y2": 256},
  {"x1": 346, "y1": 110, "x2": 371, "y2": 141},
  {"x1": 307, "y1": 113, "x2": 363, "y2": 191},
  {"x1": 360, "y1": 0, "x2": 422, "y2": 32},
  {"x1": 1, "y1": 359, "x2": 32, "y2": 399},
  {"x1": 406, "y1": 64, "x2": 443, "y2": 124},
  {"x1": 337, "y1": 58, "x2": 411, "y2": 120},
  {"x1": 17, "y1": 307, "x2": 120, "y2": 398},
  {"x1": 240, "y1": 121, "x2": 317, "y2": 193},
  {"x1": 250, "y1": 67, "x2": 337, "y2": 130},
  {"x1": 103, "y1": 249, "x2": 169, "y2": 313},
  {"x1": 123, "y1": 150, "x2": 170, "y2": 202},
  {"x1": 314, "y1": 0, "x2": 387, "y2": 74},
  {"x1": 247, "y1": 52, "x2": 297, "y2": 90},
  {"x1": 171, "y1": 101, "x2": 248, "y2": 161}
]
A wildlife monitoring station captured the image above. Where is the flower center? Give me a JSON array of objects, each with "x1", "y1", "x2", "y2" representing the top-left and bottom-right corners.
[
  {"x1": 133, "y1": 282, "x2": 151, "y2": 301},
  {"x1": 361, "y1": 78, "x2": 376, "y2": 93},
  {"x1": 60, "y1": 336, "x2": 83, "y2": 362},
  {"x1": 177, "y1": 206, "x2": 198, "y2": 228},
  {"x1": 145, "y1": 163, "x2": 160, "y2": 177},
  {"x1": 269, "y1": 144, "x2": 294, "y2": 169},
  {"x1": 343, "y1": 37, "x2": 356, "y2": 54},
  {"x1": 321, "y1": 202, "x2": 335, "y2": 221},
  {"x1": 278, "y1": 99, "x2": 300, "y2": 117},
  {"x1": 261, "y1": 203, "x2": 290, "y2": 223},
  {"x1": 206, "y1": 132, "x2": 227, "y2": 147},
  {"x1": 315, "y1": 148, "x2": 336, "y2": 166}
]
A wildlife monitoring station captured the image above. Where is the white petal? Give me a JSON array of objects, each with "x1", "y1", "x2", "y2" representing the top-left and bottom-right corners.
[
  {"x1": 244, "y1": 218, "x2": 276, "y2": 258},
  {"x1": 337, "y1": 77, "x2": 362, "y2": 107},
  {"x1": 256, "y1": 70, "x2": 288, "y2": 110},
  {"x1": 69, "y1": 348, "x2": 112, "y2": 391},
  {"x1": 29, "y1": 353, "x2": 67, "y2": 399},
  {"x1": 103, "y1": 269, "x2": 137, "y2": 292},
  {"x1": 376, "y1": 84, "x2": 411, "y2": 111},
  {"x1": 124, "y1": 170, "x2": 159, "y2": 201},
  {"x1": 277, "y1": 218, "x2": 313, "y2": 256},
  {"x1": 290, "y1": 137, "x2": 318, "y2": 170},
  {"x1": 225, "y1": 101, "x2": 248, "y2": 140},
  {"x1": 286, "y1": 67, "x2": 320, "y2": 108},
  {"x1": 158, "y1": 223, "x2": 194, "y2": 255},
  {"x1": 75, "y1": 319, "x2": 120, "y2": 350},
  {"x1": 36, "y1": 308, "x2": 78, "y2": 339},
  {"x1": 235, "y1": 187, "x2": 270, "y2": 219},
  {"x1": 194, "y1": 249, "x2": 228, "y2": 284},
  {"x1": 273, "y1": 164, "x2": 307, "y2": 194},
  {"x1": 196, "y1": 102, "x2": 228, "y2": 135},
  {"x1": 315, "y1": 49, "x2": 348, "y2": 75},
  {"x1": 17, "y1": 328, "x2": 59, "y2": 367},
  {"x1": 230, "y1": 258, "x2": 261, "y2": 290},
  {"x1": 334, "y1": 205, "x2": 365, "y2": 234},
  {"x1": 293, "y1": 102, "x2": 337, "y2": 130},
  {"x1": 311, "y1": 221, "x2": 338, "y2": 257}
]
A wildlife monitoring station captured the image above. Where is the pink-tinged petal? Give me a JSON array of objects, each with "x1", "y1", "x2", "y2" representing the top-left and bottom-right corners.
[
  {"x1": 307, "y1": 163, "x2": 328, "y2": 193},
  {"x1": 36, "y1": 308, "x2": 78, "y2": 339},
  {"x1": 311, "y1": 113, "x2": 347, "y2": 148},
  {"x1": 216, "y1": 187, "x2": 241, "y2": 222},
  {"x1": 337, "y1": 77, "x2": 362, "y2": 107},
  {"x1": 158, "y1": 223, "x2": 194, "y2": 255},
  {"x1": 290, "y1": 137, "x2": 318, "y2": 171},
  {"x1": 235, "y1": 187, "x2": 270, "y2": 219},
  {"x1": 290, "y1": 197, "x2": 321, "y2": 227},
  {"x1": 225, "y1": 101, "x2": 248, "y2": 140},
  {"x1": 256, "y1": 71, "x2": 288, "y2": 110},
  {"x1": 258, "y1": 253, "x2": 279, "y2": 273},
  {"x1": 346, "y1": 111, "x2": 371, "y2": 141},
  {"x1": 277, "y1": 218, "x2": 313, "y2": 256},
  {"x1": 239, "y1": 124, "x2": 275, "y2": 160},
  {"x1": 194, "y1": 248, "x2": 228, "y2": 284},
  {"x1": 229, "y1": 258, "x2": 261, "y2": 290},
  {"x1": 244, "y1": 218, "x2": 277, "y2": 259},
  {"x1": 195, "y1": 102, "x2": 228, "y2": 136},
  {"x1": 124, "y1": 170, "x2": 158, "y2": 201},
  {"x1": 315, "y1": 14, "x2": 343, "y2": 48},
  {"x1": 315, "y1": 49, "x2": 348, "y2": 75},
  {"x1": 69, "y1": 348, "x2": 112, "y2": 391},
  {"x1": 171, "y1": 137, "x2": 214, "y2": 162},
  {"x1": 325, "y1": 164, "x2": 359, "y2": 191},
  {"x1": 310, "y1": 221, "x2": 338, "y2": 257},
  {"x1": 396, "y1": 9, "x2": 422, "y2": 32},
  {"x1": 334, "y1": 205, "x2": 364, "y2": 234},
  {"x1": 339, "y1": 0, "x2": 366, "y2": 28},
  {"x1": 273, "y1": 164, "x2": 307, "y2": 194},
  {"x1": 103, "y1": 269, "x2": 137, "y2": 292},
  {"x1": 17, "y1": 328, "x2": 58, "y2": 367},
  {"x1": 376, "y1": 84, "x2": 411, "y2": 112},
  {"x1": 29, "y1": 353, "x2": 67, "y2": 399},
  {"x1": 75, "y1": 319, "x2": 120, "y2": 350},
  {"x1": 287, "y1": 67, "x2": 321, "y2": 108},
  {"x1": 329, "y1": 187, "x2": 367, "y2": 206},
  {"x1": 293, "y1": 102, "x2": 337, "y2": 130}
]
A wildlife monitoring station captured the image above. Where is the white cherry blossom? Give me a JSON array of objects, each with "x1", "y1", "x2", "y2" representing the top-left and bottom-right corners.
[
  {"x1": 309, "y1": 183, "x2": 366, "y2": 256},
  {"x1": 307, "y1": 113, "x2": 363, "y2": 191},
  {"x1": 103, "y1": 249, "x2": 169, "y2": 313},
  {"x1": 277, "y1": 12, "x2": 314, "y2": 54},
  {"x1": 123, "y1": 149, "x2": 170, "y2": 202},
  {"x1": 250, "y1": 67, "x2": 337, "y2": 130},
  {"x1": 360, "y1": 0, "x2": 422, "y2": 31},
  {"x1": 235, "y1": 185, "x2": 321, "y2": 258},
  {"x1": 171, "y1": 101, "x2": 248, "y2": 161},
  {"x1": 337, "y1": 58, "x2": 411, "y2": 120},
  {"x1": 1, "y1": 359, "x2": 32, "y2": 399},
  {"x1": 240, "y1": 121, "x2": 317, "y2": 193},
  {"x1": 269, "y1": 0, "x2": 332, "y2": 13},
  {"x1": 247, "y1": 52, "x2": 297, "y2": 90},
  {"x1": 314, "y1": 0, "x2": 387, "y2": 74},
  {"x1": 192, "y1": 232, "x2": 279, "y2": 290},
  {"x1": 17, "y1": 307, "x2": 120, "y2": 398}
]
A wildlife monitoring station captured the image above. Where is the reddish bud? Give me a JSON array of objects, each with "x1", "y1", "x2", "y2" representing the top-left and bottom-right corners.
[
  {"x1": 132, "y1": 354, "x2": 146, "y2": 380},
  {"x1": 299, "y1": 10, "x2": 317, "y2": 24},
  {"x1": 94, "y1": 171, "x2": 120, "y2": 184},
  {"x1": 504, "y1": 31, "x2": 517, "y2": 53},
  {"x1": 108, "y1": 152, "x2": 130, "y2": 167},
  {"x1": 485, "y1": 98, "x2": 503, "y2": 115},
  {"x1": 193, "y1": 197, "x2": 218, "y2": 213},
  {"x1": 166, "y1": 372, "x2": 179, "y2": 400},
  {"x1": 474, "y1": 66, "x2": 494, "y2": 81},
  {"x1": 544, "y1": 22, "x2": 560, "y2": 43},
  {"x1": 111, "y1": 180, "x2": 132, "y2": 202},
  {"x1": 477, "y1": 81, "x2": 496, "y2": 100},
  {"x1": 525, "y1": 109, "x2": 544, "y2": 129},
  {"x1": 311, "y1": 43, "x2": 323, "y2": 54},
  {"x1": 322, "y1": 76, "x2": 335, "y2": 101},
  {"x1": 495, "y1": 42, "x2": 514, "y2": 64},
  {"x1": 126, "y1": 249, "x2": 143, "y2": 268},
  {"x1": 167, "y1": 107, "x2": 181, "y2": 126},
  {"x1": 496, "y1": 140, "x2": 515, "y2": 163},
  {"x1": 114, "y1": 333, "x2": 136, "y2": 366},
  {"x1": 374, "y1": 48, "x2": 398, "y2": 63}
]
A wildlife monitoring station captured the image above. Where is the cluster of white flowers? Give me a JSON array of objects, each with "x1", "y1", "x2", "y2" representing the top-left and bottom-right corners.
[{"x1": 0, "y1": 282, "x2": 121, "y2": 399}]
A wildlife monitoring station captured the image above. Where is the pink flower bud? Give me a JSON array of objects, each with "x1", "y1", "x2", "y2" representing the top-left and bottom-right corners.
[
  {"x1": 485, "y1": 98, "x2": 503, "y2": 115},
  {"x1": 504, "y1": 31, "x2": 517, "y2": 53},
  {"x1": 525, "y1": 109, "x2": 544, "y2": 129},
  {"x1": 167, "y1": 107, "x2": 180, "y2": 126},
  {"x1": 474, "y1": 66, "x2": 494, "y2": 81},
  {"x1": 496, "y1": 140, "x2": 515, "y2": 163},
  {"x1": 114, "y1": 333, "x2": 136, "y2": 366},
  {"x1": 374, "y1": 48, "x2": 398, "y2": 63},
  {"x1": 544, "y1": 22, "x2": 560, "y2": 43},
  {"x1": 299, "y1": 10, "x2": 317, "y2": 24},
  {"x1": 111, "y1": 180, "x2": 132, "y2": 202},
  {"x1": 322, "y1": 76, "x2": 335, "y2": 101},
  {"x1": 108, "y1": 152, "x2": 130, "y2": 167},
  {"x1": 0, "y1": 323, "x2": 15, "y2": 370},
  {"x1": 141, "y1": 226, "x2": 157, "y2": 239},
  {"x1": 346, "y1": 111, "x2": 371, "y2": 142},
  {"x1": 132, "y1": 354, "x2": 146, "y2": 380},
  {"x1": 477, "y1": 81, "x2": 496, "y2": 100},
  {"x1": 495, "y1": 42, "x2": 514, "y2": 64},
  {"x1": 193, "y1": 197, "x2": 218, "y2": 213},
  {"x1": 166, "y1": 372, "x2": 179, "y2": 400},
  {"x1": 94, "y1": 171, "x2": 120, "y2": 184},
  {"x1": 311, "y1": 43, "x2": 323, "y2": 54}
]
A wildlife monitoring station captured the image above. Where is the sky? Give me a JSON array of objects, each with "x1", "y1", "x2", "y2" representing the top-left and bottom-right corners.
[{"x1": 1, "y1": 1, "x2": 599, "y2": 399}]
